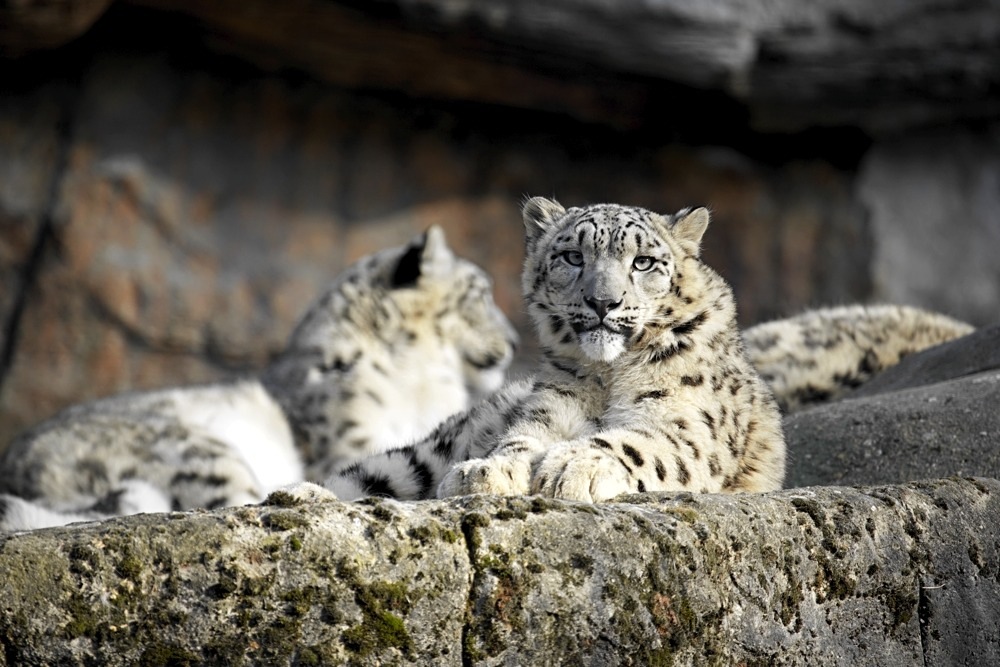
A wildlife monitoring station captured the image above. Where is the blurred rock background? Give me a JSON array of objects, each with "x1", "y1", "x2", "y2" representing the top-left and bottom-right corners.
[{"x1": 1, "y1": 0, "x2": 998, "y2": 447}]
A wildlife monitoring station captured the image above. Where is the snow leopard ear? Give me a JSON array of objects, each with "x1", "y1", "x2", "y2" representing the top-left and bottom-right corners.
[
  {"x1": 522, "y1": 196, "x2": 566, "y2": 245},
  {"x1": 391, "y1": 225, "x2": 454, "y2": 288},
  {"x1": 669, "y1": 207, "x2": 710, "y2": 257}
]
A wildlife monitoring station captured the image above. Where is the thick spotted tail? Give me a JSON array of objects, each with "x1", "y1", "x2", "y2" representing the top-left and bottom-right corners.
[{"x1": 744, "y1": 304, "x2": 974, "y2": 413}]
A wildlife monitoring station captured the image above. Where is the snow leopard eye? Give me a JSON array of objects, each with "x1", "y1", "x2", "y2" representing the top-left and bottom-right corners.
[
  {"x1": 562, "y1": 250, "x2": 584, "y2": 267},
  {"x1": 632, "y1": 256, "x2": 654, "y2": 271}
]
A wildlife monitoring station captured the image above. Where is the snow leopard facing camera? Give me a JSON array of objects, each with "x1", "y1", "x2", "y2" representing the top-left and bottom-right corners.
[{"x1": 300, "y1": 198, "x2": 786, "y2": 503}]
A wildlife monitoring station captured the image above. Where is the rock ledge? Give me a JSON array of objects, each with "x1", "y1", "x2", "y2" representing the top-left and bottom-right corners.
[{"x1": 1, "y1": 478, "x2": 998, "y2": 665}]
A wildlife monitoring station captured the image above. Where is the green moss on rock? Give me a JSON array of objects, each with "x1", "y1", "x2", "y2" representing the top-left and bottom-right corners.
[
  {"x1": 115, "y1": 548, "x2": 144, "y2": 580},
  {"x1": 342, "y1": 609, "x2": 411, "y2": 656},
  {"x1": 262, "y1": 490, "x2": 301, "y2": 508},
  {"x1": 341, "y1": 580, "x2": 414, "y2": 658},
  {"x1": 262, "y1": 510, "x2": 310, "y2": 531},
  {"x1": 257, "y1": 616, "x2": 303, "y2": 662},
  {"x1": 880, "y1": 585, "x2": 918, "y2": 631},
  {"x1": 139, "y1": 642, "x2": 199, "y2": 667},
  {"x1": 63, "y1": 594, "x2": 101, "y2": 639}
]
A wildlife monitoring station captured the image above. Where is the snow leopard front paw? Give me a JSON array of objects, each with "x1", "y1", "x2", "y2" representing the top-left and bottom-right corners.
[
  {"x1": 532, "y1": 445, "x2": 635, "y2": 502},
  {"x1": 266, "y1": 482, "x2": 339, "y2": 507},
  {"x1": 437, "y1": 456, "x2": 532, "y2": 498}
]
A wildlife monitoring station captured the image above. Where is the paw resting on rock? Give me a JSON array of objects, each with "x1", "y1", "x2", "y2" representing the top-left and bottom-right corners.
[
  {"x1": 532, "y1": 444, "x2": 634, "y2": 502},
  {"x1": 267, "y1": 482, "x2": 340, "y2": 506},
  {"x1": 438, "y1": 456, "x2": 532, "y2": 497}
]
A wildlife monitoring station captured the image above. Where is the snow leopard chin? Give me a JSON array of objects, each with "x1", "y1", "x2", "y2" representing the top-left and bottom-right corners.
[{"x1": 579, "y1": 329, "x2": 626, "y2": 363}]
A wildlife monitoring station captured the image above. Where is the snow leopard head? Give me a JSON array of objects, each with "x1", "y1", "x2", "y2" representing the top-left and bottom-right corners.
[
  {"x1": 383, "y1": 225, "x2": 518, "y2": 398},
  {"x1": 283, "y1": 225, "x2": 517, "y2": 400},
  {"x1": 520, "y1": 197, "x2": 713, "y2": 364}
]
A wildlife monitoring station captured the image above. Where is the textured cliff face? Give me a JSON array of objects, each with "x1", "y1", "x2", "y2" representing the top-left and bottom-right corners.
[
  {"x1": 0, "y1": 3, "x2": 997, "y2": 464},
  {"x1": 858, "y1": 132, "x2": 1000, "y2": 323},
  {"x1": 0, "y1": 45, "x2": 871, "y2": 446},
  {"x1": 1, "y1": 478, "x2": 998, "y2": 666},
  {"x1": 7, "y1": 0, "x2": 1000, "y2": 131}
]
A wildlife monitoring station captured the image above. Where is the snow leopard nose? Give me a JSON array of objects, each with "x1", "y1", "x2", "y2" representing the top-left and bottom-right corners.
[{"x1": 584, "y1": 296, "x2": 622, "y2": 321}]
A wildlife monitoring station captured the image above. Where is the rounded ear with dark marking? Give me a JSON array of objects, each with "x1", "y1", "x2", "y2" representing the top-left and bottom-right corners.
[
  {"x1": 390, "y1": 225, "x2": 454, "y2": 288},
  {"x1": 522, "y1": 196, "x2": 566, "y2": 245},
  {"x1": 669, "y1": 207, "x2": 710, "y2": 257}
]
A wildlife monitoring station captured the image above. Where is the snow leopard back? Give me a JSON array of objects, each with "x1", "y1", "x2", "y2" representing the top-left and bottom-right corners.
[{"x1": 0, "y1": 381, "x2": 298, "y2": 527}]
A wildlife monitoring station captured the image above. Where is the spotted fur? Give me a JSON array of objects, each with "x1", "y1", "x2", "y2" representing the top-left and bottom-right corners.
[
  {"x1": 262, "y1": 225, "x2": 516, "y2": 480},
  {"x1": 0, "y1": 226, "x2": 516, "y2": 530},
  {"x1": 0, "y1": 382, "x2": 297, "y2": 529},
  {"x1": 744, "y1": 304, "x2": 973, "y2": 413},
  {"x1": 302, "y1": 198, "x2": 786, "y2": 503}
]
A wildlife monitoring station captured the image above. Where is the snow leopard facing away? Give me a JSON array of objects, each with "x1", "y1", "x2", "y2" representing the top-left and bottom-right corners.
[
  {"x1": 262, "y1": 225, "x2": 516, "y2": 481},
  {"x1": 0, "y1": 226, "x2": 516, "y2": 530},
  {"x1": 293, "y1": 197, "x2": 786, "y2": 504},
  {"x1": 744, "y1": 304, "x2": 974, "y2": 413}
]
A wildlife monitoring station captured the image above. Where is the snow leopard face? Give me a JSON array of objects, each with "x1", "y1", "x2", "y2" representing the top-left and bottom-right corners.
[{"x1": 521, "y1": 197, "x2": 709, "y2": 363}]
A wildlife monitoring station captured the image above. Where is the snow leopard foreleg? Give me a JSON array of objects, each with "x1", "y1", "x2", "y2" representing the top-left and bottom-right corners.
[
  {"x1": 306, "y1": 380, "x2": 535, "y2": 501},
  {"x1": 530, "y1": 421, "x2": 712, "y2": 502},
  {"x1": 437, "y1": 380, "x2": 598, "y2": 498},
  {"x1": 530, "y1": 383, "x2": 732, "y2": 502}
]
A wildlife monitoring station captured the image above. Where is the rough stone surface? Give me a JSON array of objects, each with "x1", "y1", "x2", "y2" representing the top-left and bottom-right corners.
[
  {"x1": 0, "y1": 479, "x2": 998, "y2": 665},
  {"x1": 0, "y1": 0, "x2": 113, "y2": 57},
  {"x1": 121, "y1": 0, "x2": 1000, "y2": 132},
  {"x1": 7, "y1": 1, "x2": 1000, "y2": 131},
  {"x1": 858, "y1": 127, "x2": 1000, "y2": 327},
  {"x1": 0, "y1": 46, "x2": 872, "y2": 447},
  {"x1": 0, "y1": 494, "x2": 472, "y2": 666},
  {"x1": 0, "y1": 53, "x2": 348, "y2": 443},
  {"x1": 784, "y1": 326, "x2": 1000, "y2": 488},
  {"x1": 0, "y1": 81, "x2": 68, "y2": 383}
]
